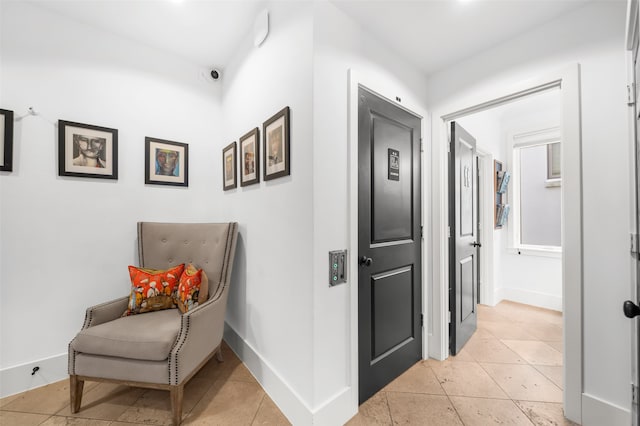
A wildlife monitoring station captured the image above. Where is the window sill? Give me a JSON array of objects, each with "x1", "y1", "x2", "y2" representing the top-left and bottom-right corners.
[{"x1": 507, "y1": 246, "x2": 562, "y2": 259}]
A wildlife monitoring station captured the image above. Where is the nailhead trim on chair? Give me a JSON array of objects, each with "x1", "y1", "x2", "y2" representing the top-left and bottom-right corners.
[{"x1": 169, "y1": 315, "x2": 191, "y2": 385}]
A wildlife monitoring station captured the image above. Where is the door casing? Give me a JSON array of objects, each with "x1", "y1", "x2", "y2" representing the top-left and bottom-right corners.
[{"x1": 430, "y1": 65, "x2": 582, "y2": 423}]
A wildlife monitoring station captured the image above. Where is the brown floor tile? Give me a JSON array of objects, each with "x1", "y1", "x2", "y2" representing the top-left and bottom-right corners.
[
  {"x1": 345, "y1": 392, "x2": 392, "y2": 426},
  {"x1": 40, "y1": 416, "x2": 112, "y2": 425},
  {"x1": 0, "y1": 411, "x2": 50, "y2": 425},
  {"x1": 545, "y1": 340, "x2": 563, "y2": 353},
  {"x1": 501, "y1": 340, "x2": 562, "y2": 366},
  {"x1": 251, "y1": 396, "x2": 291, "y2": 425},
  {"x1": 532, "y1": 365, "x2": 563, "y2": 390},
  {"x1": 480, "y1": 321, "x2": 539, "y2": 340},
  {"x1": 450, "y1": 396, "x2": 534, "y2": 425},
  {"x1": 2, "y1": 380, "x2": 71, "y2": 415},
  {"x1": 477, "y1": 306, "x2": 511, "y2": 323},
  {"x1": 55, "y1": 383, "x2": 145, "y2": 420},
  {"x1": 480, "y1": 363, "x2": 563, "y2": 403},
  {"x1": 515, "y1": 400, "x2": 578, "y2": 426},
  {"x1": 184, "y1": 380, "x2": 264, "y2": 425},
  {"x1": 116, "y1": 378, "x2": 212, "y2": 425},
  {"x1": 522, "y1": 322, "x2": 563, "y2": 341},
  {"x1": 386, "y1": 392, "x2": 463, "y2": 425},
  {"x1": 430, "y1": 361, "x2": 508, "y2": 399},
  {"x1": 463, "y1": 336, "x2": 526, "y2": 364},
  {"x1": 472, "y1": 327, "x2": 497, "y2": 339},
  {"x1": 0, "y1": 392, "x2": 21, "y2": 409},
  {"x1": 383, "y1": 361, "x2": 445, "y2": 395}
]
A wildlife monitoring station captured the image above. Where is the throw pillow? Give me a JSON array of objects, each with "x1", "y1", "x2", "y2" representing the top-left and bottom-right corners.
[
  {"x1": 123, "y1": 264, "x2": 185, "y2": 316},
  {"x1": 176, "y1": 264, "x2": 209, "y2": 314}
]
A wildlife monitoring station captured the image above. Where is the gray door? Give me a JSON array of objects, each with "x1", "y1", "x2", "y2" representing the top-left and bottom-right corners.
[
  {"x1": 624, "y1": 18, "x2": 640, "y2": 426},
  {"x1": 449, "y1": 121, "x2": 478, "y2": 355},
  {"x1": 358, "y1": 86, "x2": 422, "y2": 403}
]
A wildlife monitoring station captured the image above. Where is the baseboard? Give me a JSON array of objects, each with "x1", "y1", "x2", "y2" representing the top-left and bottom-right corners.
[
  {"x1": 494, "y1": 287, "x2": 562, "y2": 312},
  {"x1": 0, "y1": 353, "x2": 67, "y2": 399},
  {"x1": 223, "y1": 323, "x2": 313, "y2": 425},
  {"x1": 581, "y1": 393, "x2": 630, "y2": 426},
  {"x1": 312, "y1": 386, "x2": 356, "y2": 426}
]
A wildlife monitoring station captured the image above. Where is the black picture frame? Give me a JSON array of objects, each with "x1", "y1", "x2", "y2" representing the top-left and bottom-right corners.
[
  {"x1": 58, "y1": 120, "x2": 118, "y2": 179},
  {"x1": 240, "y1": 128, "x2": 260, "y2": 187},
  {"x1": 145, "y1": 137, "x2": 189, "y2": 187},
  {"x1": 263, "y1": 106, "x2": 290, "y2": 181},
  {"x1": 0, "y1": 109, "x2": 14, "y2": 172},
  {"x1": 223, "y1": 142, "x2": 237, "y2": 191}
]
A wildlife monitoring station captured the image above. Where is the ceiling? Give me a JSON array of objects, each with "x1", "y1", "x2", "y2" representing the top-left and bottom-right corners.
[{"x1": 28, "y1": 0, "x2": 610, "y2": 76}]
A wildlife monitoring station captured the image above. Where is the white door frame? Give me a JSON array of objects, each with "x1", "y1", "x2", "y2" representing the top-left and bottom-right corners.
[
  {"x1": 347, "y1": 69, "x2": 430, "y2": 410},
  {"x1": 429, "y1": 65, "x2": 582, "y2": 423},
  {"x1": 475, "y1": 148, "x2": 495, "y2": 306}
]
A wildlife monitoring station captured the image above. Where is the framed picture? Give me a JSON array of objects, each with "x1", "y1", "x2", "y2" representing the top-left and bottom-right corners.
[
  {"x1": 145, "y1": 137, "x2": 188, "y2": 187},
  {"x1": 239, "y1": 128, "x2": 260, "y2": 187},
  {"x1": 263, "y1": 106, "x2": 290, "y2": 181},
  {"x1": 0, "y1": 109, "x2": 14, "y2": 172},
  {"x1": 58, "y1": 120, "x2": 118, "y2": 179},
  {"x1": 222, "y1": 142, "x2": 237, "y2": 190}
]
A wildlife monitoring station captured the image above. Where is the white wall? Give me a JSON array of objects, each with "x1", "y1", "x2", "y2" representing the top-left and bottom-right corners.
[
  {"x1": 219, "y1": 2, "x2": 315, "y2": 423},
  {"x1": 0, "y1": 1, "x2": 223, "y2": 397},
  {"x1": 312, "y1": 2, "x2": 429, "y2": 424},
  {"x1": 427, "y1": 1, "x2": 630, "y2": 422}
]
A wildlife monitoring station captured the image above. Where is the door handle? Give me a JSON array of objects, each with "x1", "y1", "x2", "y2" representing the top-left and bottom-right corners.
[
  {"x1": 624, "y1": 300, "x2": 640, "y2": 318},
  {"x1": 359, "y1": 256, "x2": 373, "y2": 267},
  {"x1": 471, "y1": 242, "x2": 482, "y2": 248}
]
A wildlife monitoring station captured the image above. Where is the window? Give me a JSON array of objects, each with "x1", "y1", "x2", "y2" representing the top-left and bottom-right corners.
[{"x1": 510, "y1": 128, "x2": 562, "y2": 253}]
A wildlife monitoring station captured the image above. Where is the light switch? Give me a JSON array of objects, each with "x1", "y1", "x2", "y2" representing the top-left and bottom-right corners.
[{"x1": 329, "y1": 250, "x2": 347, "y2": 286}]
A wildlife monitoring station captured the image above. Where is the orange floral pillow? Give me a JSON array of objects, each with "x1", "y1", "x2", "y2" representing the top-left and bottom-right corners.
[
  {"x1": 176, "y1": 264, "x2": 209, "y2": 314},
  {"x1": 123, "y1": 264, "x2": 185, "y2": 316}
]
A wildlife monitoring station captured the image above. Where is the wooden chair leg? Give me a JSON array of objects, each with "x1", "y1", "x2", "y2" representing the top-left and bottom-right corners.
[
  {"x1": 170, "y1": 384, "x2": 184, "y2": 426},
  {"x1": 69, "y1": 375, "x2": 84, "y2": 414},
  {"x1": 215, "y1": 346, "x2": 224, "y2": 362}
]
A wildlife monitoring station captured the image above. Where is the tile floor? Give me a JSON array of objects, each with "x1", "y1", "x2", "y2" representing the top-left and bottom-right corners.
[
  {"x1": 346, "y1": 300, "x2": 576, "y2": 425},
  {"x1": 0, "y1": 343, "x2": 290, "y2": 425},
  {"x1": 0, "y1": 301, "x2": 573, "y2": 426}
]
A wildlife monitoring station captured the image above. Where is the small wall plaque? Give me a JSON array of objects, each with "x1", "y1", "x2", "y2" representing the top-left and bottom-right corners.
[{"x1": 388, "y1": 148, "x2": 399, "y2": 181}]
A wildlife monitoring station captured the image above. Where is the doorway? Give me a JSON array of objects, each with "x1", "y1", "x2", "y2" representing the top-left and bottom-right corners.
[{"x1": 430, "y1": 66, "x2": 582, "y2": 423}]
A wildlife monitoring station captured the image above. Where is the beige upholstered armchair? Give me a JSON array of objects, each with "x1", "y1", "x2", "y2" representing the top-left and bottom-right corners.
[{"x1": 68, "y1": 222, "x2": 238, "y2": 425}]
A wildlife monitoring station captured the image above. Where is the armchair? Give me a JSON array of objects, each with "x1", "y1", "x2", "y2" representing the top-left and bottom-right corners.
[{"x1": 68, "y1": 222, "x2": 238, "y2": 425}]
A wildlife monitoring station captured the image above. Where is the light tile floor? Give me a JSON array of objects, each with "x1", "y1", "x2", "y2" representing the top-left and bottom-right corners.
[
  {"x1": 0, "y1": 343, "x2": 291, "y2": 426},
  {"x1": 346, "y1": 300, "x2": 578, "y2": 425},
  {"x1": 0, "y1": 301, "x2": 575, "y2": 425}
]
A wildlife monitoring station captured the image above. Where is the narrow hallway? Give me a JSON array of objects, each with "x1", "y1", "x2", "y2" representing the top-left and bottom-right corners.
[{"x1": 347, "y1": 301, "x2": 573, "y2": 425}]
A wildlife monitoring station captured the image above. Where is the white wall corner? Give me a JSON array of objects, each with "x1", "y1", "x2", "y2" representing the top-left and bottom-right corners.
[
  {"x1": 223, "y1": 323, "x2": 313, "y2": 425},
  {"x1": 0, "y1": 353, "x2": 68, "y2": 399},
  {"x1": 581, "y1": 393, "x2": 630, "y2": 426},
  {"x1": 311, "y1": 386, "x2": 355, "y2": 426}
]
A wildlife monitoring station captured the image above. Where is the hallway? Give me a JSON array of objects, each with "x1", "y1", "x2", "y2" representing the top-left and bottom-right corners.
[{"x1": 347, "y1": 301, "x2": 573, "y2": 425}]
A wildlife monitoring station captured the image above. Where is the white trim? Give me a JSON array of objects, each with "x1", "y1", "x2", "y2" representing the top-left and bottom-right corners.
[
  {"x1": 494, "y1": 287, "x2": 562, "y2": 312},
  {"x1": 223, "y1": 323, "x2": 312, "y2": 425},
  {"x1": 507, "y1": 247, "x2": 562, "y2": 258},
  {"x1": 582, "y1": 393, "x2": 631, "y2": 426},
  {"x1": 476, "y1": 148, "x2": 495, "y2": 306},
  {"x1": 347, "y1": 69, "x2": 430, "y2": 409},
  {"x1": 0, "y1": 353, "x2": 68, "y2": 398},
  {"x1": 508, "y1": 126, "x2": 562, "y2": 252},
  {"x1": 431, "y1": 64, "x2": 582, "y2": 423}
]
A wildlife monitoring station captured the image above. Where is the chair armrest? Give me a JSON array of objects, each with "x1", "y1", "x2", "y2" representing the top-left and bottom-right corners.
[
  {"x1": 81, "y1": 296, "x2": 129, "y2": 329},
  {"x1": 168, "y1": 296, "x2": 227, "y2": 384}
]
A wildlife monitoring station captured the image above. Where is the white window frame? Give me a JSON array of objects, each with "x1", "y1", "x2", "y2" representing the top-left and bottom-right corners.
[{"x1": 507, "y1": 126, "x2": 562, "y2": 257}]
